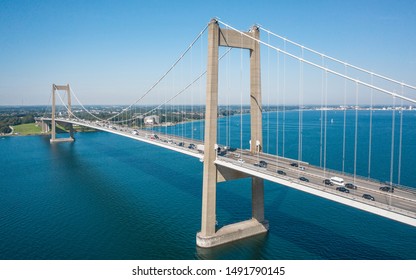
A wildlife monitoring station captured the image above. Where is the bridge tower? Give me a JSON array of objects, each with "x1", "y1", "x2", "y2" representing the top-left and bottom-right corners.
[
  {"x1": 50, "y1": 84, "x2": 75, "y2": 143},
  {"x1": 197, "y1": 19, "x2": 268, "y2": 248}
]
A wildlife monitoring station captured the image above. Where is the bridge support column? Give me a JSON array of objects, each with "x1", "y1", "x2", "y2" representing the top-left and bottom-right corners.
[
  {"x1": 199, "y1": 19, "x2": 219, "y2": 240},
  {"x1": 50, "y1": 84, "x2": 75, "y2": 143},
  {"x1": 41, "y1": 120, "x2": 50, "y2": 134},
  {"x1": 249, "y1": 26, "x2": 265, "y2": 224},
  {"x1": 196, "y1": 19, "x2": 268, "y2": 248},
  {"x1": 68, "y1": 123, "x2": 74, "y2": 139}
]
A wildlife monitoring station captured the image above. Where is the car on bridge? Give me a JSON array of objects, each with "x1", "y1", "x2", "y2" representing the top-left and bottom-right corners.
[
  {"x1": 345, "y1": 183, "x2": 357, "y2": 190},
  {"x1": 290, "y1": 162, "x2": 298, "y2": 167},
  {"x1": 299, "y1": 177, "x2": 309, "y2": 182},
  {"x1": 330, "y1": 176, "x2": 345, "y2": 186},
  {"x1": 379, "y1": 186, "x2": 394, "y2": 193},
  {"x1": 336, "y1": 187, "x2": 350, "y2": 193},
  {"x1": 277, "y1": 170, "x2": 286, "y2": 176},
  {"x1": 362, "y1": 194, "x2": 375, "y2": 201},
  {"x1": 254, "y1": 160, "x2": 268, "y2": 168},
  {"x1": 323, "y1": 179, "x2": 334, "y2": 186}
]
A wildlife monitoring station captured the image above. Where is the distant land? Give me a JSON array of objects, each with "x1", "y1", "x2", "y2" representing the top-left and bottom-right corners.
[{"x1": 1, "y1": 104, "x2": 414, "y2": 136}]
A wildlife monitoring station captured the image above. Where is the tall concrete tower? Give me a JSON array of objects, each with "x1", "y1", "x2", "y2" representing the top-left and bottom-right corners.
[{"x1": 197, "y1": 19, "x2": 268, "y2": 248}]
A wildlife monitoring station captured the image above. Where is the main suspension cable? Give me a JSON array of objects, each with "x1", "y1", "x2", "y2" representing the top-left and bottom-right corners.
[
  {"x1": 259, "y1": 26, "x2": 416, "y2": 92},
  {"x1": 217, "y1": 20, "x2": 416, "y2": 104}
]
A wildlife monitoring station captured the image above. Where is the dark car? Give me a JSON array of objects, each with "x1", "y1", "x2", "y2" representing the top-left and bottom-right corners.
[
  {"x1": 345, "y1": 183, "x2": 357, "y2": 190},
  {"x1": 362, "y1": 194, "x2": 375, "y2": 201},
  {"x1": 336, "y1": 187, "x2": 350, "y2": 193},
  {"x1": 188, "y1": 143, "x2": 196, "y2": 149},
  {"x1": 254, "y1": 160, "x2": 268, "y2": 168},
  {"x1": 290, "y1": 162, "x2": 299, "y2": 167},
  {"x1": 259, "y1": 160, "x2": 267, "y2": 168},
  {"x1": 299, "y1": 177, "x2": 309, "y2": 182},
  {"x1": 277, "y1": 170, "x2": 286, "y2": 176},
  {"x1": 323, "y1": 179, "x2": 333, "y2": 186},
  {"x1": 379, "y1": 186, "x2": 394, "y2": 193}
]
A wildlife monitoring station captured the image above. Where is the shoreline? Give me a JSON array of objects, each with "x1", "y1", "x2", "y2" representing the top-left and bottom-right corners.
[{"x1": 4, "y1": 107, "x2": 412, "y2": 138}]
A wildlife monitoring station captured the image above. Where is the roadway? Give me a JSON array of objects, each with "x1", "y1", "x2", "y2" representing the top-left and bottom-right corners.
[{"x1": 222, "y1": 150, "x2": 416, "y2": 217}]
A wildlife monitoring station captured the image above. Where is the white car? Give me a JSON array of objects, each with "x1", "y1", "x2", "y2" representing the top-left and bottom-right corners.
[{"x1": 237, "y1": 158, "x2": 245, "y2": 164}]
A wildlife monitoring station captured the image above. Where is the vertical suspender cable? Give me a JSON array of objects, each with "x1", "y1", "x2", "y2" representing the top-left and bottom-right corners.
[
  {"x1": 256, "y1": 32, "x2": 261, "y2": 164},
  {"x1": 226, "y1": 28, "x2": 231, "y2": 149},
  {"x1": 181, "y1": 56, "x2": 184, "y2": 143},
  {"x1": 398, "y1": 88, "x2": 403, "y2": 185},
  {"x1": 320, "y1": 56, "x2": 324, "y2": 168},
  {"x1": 217, "y1": 49, "x2": 220, "y2": 148},
  {"x1": 298, "y1": 48, "x2": 304, "y2": 165},
  {"x1": 240, "y1": 35, "x2": 243, "y2": 157},
  {"x1": 342, "y1": 64, "x2": 347, "y2": 174},
  {"x1": 267, "y1": 32, "x2": 271, "y2": 154},
  {"x1": 164, "y1": 73, "x2": 167, "y2": 136},
  {"x1": 389, "y1": 96, "x2": 396, "y2": 206},
  {"x1": 200, "y1": 30, "x2": 204, "y2": 142},
  {"x1": 390, "y1": 96, "x2": 396, "y2": 187},
  {"x1": 276, "y1": 49, "x2": 280, "y2": 169},
  {"x1": 368, "y1": 74, "x2": 374, "y2": 178},
  {"x1": 353, "y1": 82, "x2": 359, "y2": 184},
  {"x1": 191, "y1": 41, "x2": 194, "y2": 141},
  {"x1": 282, "y1": 40, "x2": 286, "y2": 158},
  {"x1": 171, "y1": 65, "x2": 175, "y2": 137},
  {"x1": 323, "y1": 70, "x2": 328, "y2": 178}
]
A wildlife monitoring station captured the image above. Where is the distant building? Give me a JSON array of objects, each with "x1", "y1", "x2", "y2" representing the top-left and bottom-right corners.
[{"x1": 144, "y1": 115, "x2": 160, "y2": 125}]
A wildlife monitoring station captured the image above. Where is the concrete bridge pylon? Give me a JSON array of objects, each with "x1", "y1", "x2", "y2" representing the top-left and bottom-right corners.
[
  {"x1": 196, "y1": 19, "x2": 268, "y2": 248},
  {"x1": 50, "y1": 84, "x2": 75, "y2": 143}
]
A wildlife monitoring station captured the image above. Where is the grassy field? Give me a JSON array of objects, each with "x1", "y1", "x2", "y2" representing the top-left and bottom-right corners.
[
  {"x1": 12, "y1": 123, "x2": 43, "y2": 135},
  {"x1": 11, "y1": 123, "x2": 96, "y2": 136}
]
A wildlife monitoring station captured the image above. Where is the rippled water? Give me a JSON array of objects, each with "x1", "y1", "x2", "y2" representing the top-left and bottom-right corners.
[{"x1": 0, "y1": 110, "x2": 415, "y2": 259}]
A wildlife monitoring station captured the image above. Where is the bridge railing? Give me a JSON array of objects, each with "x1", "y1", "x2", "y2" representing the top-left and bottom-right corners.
[{"x1": 319, "y1": 165, "x2": 416, "y2": 195}]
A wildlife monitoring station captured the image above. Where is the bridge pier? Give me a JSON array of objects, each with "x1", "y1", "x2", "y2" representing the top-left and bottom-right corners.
[
  {"x1": 50, "y1": 84, "x2": 75, "y2": 143},
  {"x1": 197, "y1": 19, "x2": 268, "y2": 248},
  {"x1": 40, "y1": 120, "x2": 50, "y2": 134}
]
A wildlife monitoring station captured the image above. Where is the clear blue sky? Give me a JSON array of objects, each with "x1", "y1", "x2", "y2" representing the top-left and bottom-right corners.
[{"x1": 1, "y1": 0, "x2": 415, "y2": 105}]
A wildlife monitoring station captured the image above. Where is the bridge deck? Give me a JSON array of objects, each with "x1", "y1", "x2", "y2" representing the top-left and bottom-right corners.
[{"x1": 40, "y1": 117, "x2": 416, "y2": 227}]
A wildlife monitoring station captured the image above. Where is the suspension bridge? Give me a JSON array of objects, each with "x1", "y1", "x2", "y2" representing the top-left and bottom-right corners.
[{"x1": 40, "y1": 19, "x2": 416, "y2": 248}]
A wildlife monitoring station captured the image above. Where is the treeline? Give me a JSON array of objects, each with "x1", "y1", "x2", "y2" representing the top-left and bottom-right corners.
[{"x1": 0, "y1": 115, "x2": 35, "y2": 133}]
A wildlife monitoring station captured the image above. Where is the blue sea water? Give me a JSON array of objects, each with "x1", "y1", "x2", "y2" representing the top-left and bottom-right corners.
[{"x1": 0, "y1": 110, "x2": 415, "y2": 259}]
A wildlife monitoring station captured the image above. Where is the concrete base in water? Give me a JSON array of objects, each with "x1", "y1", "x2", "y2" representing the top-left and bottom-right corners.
[
  {"x1": 50, "y1": 138, "x2": 75, "y2": 143},
  {"x1": 196, "y1": 219, "x2": 269, "y2": 248}
]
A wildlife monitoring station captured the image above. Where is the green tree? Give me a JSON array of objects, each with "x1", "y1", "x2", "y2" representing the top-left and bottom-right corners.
[{"x1": 0, "y1": 125, "x2": 12, "y2": 134}]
